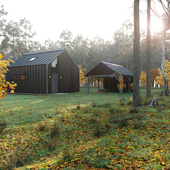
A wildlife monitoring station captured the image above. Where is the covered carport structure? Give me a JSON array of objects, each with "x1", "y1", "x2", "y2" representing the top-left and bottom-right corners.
[{"x1": 85, "y1": 61, "x2": 133, "y2": 93}]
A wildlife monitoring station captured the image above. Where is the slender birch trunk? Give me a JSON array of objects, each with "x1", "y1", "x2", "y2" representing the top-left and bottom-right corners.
[
  {"x1": 161, "y1": 0, "x2": 170, "y2": 96},
  {"x1": 161, "y1": 31, "x2": 169, "y2": 96}
]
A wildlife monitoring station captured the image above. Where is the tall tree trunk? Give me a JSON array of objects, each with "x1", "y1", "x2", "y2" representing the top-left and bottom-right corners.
[
  {"x1": 161, "y1": 0, "x2": 170, "y2": 96},
  {"x1": 133, "y1": 0, "x2": 140, "y2": 106},
  {"x1": 162, "y1": 31, "x2": 169, "y2": 96},
  {"x1": 146, "y1": 0, "x2": 151, "y2": 97}
]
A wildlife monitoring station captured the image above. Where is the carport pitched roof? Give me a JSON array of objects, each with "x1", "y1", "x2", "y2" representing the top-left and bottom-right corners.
[
  {"x1": 8, "y1": 48, "x2": 65, "y2": 67},
  {"x1": 85, "y1": 61, "x2": 133, "y2": 77}
]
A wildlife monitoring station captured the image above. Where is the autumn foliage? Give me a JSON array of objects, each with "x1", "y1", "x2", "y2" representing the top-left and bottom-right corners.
[
  {"x1": 0, "y1": 54, "x2": 17, "y2": 100},
  {"x1": 117, "y1": 75, "x2": 126, "y2": 92},
  {"x1": 156, "y1": 60, "x2": 170, "y2": 88},
  {"x1": 79, "y1": 65, "x2": 87, "y2": 86},
  {"x1": 140, "y1": 71, "x2": 146, "y2": 86},
  {"x1": 139, "y1": 69, "x2": 160, "y2": 87}
]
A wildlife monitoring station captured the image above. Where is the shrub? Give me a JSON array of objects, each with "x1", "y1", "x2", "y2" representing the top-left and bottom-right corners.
[
  {"x1": 99, "y1": 102, "x2": 112, "y2": 108},
  {"x1": 157, "y1": 106, "x2": 165, "y2": 112},
  {"x1": 63, "y1": 147, "x2": 72, "y2": 161},
  {"x1": 129, "y1": 107, "x2": 139, "y2": 114},
  {"x1": 93, "y1": 110, "x2": 100, "y2": 117},
  {"x1": 55, "y1": 107, "x2": 62, "y2": 114},
  {"x1": 143, "y1": 100, "x2": 150, "y2": 106},
  {"x1": 160, "y1": 102, "x2": 166, "y2": 107},
  {"x1": 0, "y1": 136, "x2": 33, "y2": 169},
  {"x1": 118, "y1": 118, "x2": 129, "y2": 127},
  {"x1": 120, "y1": 101, "x2": 125, "y2": 106},
  {"x1": 110, "y1": 115, "x2": 120, "y2": 123},
  {"x1": 133, "y1": 119, "x2": 143, "y2": 129},
  {"x1": 93, "y1": 124, "x2": 103, "y2": 138},
  {"x1": 92, "y1": 101, "x2": 97, "y2": 107},
  {"x1": 136, "y1": 113, "x2": 145, "y2": 121},
  {"x1": 77, "y1": 102, "x2": 80, "y2": 109},
  {"x1": 109, "y1": 108, "x2": 120, "y2": 115},
  {"x1": 90, "y1": 116, "x2": 97, "y2": 123},
  {"x1": 38, "y1": 123, "x2": 46, "y2": 131},
  {"x1": 159, "y1": 97, "x2": 165, "y2": 101},
  {"x1": 48, "y1": 137, "x2": 57, "y2": 151},
  {"x1": 110, "y1": 116, "x2": 134, "y2": 127},
  {"x1": 0, "y1": 118, "x2": 6, "y2": 133},
  {"x1": 127, "y1": 100, "x2": 133, "y2": 105},
  {"x1": 105, "y1": 122, "x2": 111, "y2": 130},
  {"x1": 0, "y1": 53, "x2": 17, "y2": 100},
  {"x1": 50, "y1": 121, "x2": 60, "y2": 139}
]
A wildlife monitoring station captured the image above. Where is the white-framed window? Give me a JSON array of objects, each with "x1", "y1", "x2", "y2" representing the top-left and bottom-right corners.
[
  {"x1": 28, "y1": 57, "x2": 36, "y2": 61},
  {"x1": 52, "y1": 58, "x2": 58, "y2": 67}
]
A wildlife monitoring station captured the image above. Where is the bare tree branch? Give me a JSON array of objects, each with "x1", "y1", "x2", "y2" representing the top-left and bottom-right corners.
[
  {"x1": 160, "y1": 0, "x2": 168, "y2": 15},
  {"x1": 150, "y1": 7, "x2": 161, "y2": 19}
]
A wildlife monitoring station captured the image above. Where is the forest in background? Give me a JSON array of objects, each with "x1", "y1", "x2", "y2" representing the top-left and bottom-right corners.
[{"x1": 0, "y1": 5, "x2": 169, "y2": 71}]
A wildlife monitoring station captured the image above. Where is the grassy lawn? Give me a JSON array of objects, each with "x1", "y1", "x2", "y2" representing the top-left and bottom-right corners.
[{"x1": 1, "y1": 87, "x2": 170, "y2": 169}]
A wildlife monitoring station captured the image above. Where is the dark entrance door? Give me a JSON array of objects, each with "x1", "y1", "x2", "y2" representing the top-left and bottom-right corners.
[{"x1": 52, "y1": 73, "x2": 58, "y2": 93}]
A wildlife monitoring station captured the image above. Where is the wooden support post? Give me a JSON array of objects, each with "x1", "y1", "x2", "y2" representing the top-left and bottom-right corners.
[
  {"x1": 128, "y1": 77, "x2": 132, "y2": 93},
  {"x1": 96, "y1": 77, "x2": 102, "y2": 90},
  {"x1": 87, "y1": 77, "x2": 89, "y2": 93}
]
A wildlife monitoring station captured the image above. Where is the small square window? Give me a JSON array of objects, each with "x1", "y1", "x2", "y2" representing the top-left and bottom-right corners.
[
  {"x1": 16, "y1": 75, "x2": 20, "y2": 80},
  {"x1": 21, "y1": 74, "x2": 25, "y2": 80},
  {"x1": 12, "y1": 75, "x2": 17, "y2": 80}
]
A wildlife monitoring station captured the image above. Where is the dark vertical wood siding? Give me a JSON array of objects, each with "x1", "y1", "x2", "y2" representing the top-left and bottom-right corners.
[
  {"x1": 6, "y1": 65, "x2": 47, "y2": 94},
  {"x1": 57, "y1": 51, "x2": 79, "y2": 93},
  {"x1": 6, "y1": 50, "x2": 79, "y2": 94},
  {"x1": 48, "y1": 63, "x2": 52, "y2": 93},
  {"x1": 104, "y1": 77, "x2": 133, "y2": 92}
]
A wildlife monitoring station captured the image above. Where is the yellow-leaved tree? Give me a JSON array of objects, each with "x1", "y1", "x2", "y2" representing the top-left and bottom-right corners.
[
  {"x1": 117, "y1": 75, "x2": 126, "y2": 94},
  {"x1": 0, "y1": 54, "x2": 17, "y2": 100},
  {"x1": 140, "y1": 71, "x2": 146, "y2": 86},
  {"x1": 78, "y1": 65, "x2": 87, "y2": 86},
  {"x1": 156, "y1": 60, "x2": 170, "y2": 88}
]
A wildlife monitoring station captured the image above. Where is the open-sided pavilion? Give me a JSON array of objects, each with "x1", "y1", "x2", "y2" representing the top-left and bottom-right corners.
[{"x1": 85, "y1": 61, "x2": 133, "y2": 93}]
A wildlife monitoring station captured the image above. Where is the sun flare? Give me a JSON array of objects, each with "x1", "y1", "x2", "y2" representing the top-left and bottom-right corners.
[{"x1": 141, "y1": 17, "x2": 163, "y2": 33}]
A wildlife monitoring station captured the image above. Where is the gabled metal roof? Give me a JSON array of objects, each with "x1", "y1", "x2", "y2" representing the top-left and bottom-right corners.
[
  {"x1": 8, "y1": 48, "x2": 65, "y2": 67},
  {"x1": 85, "y1": 61, "x2": 133, "y2": 77}
]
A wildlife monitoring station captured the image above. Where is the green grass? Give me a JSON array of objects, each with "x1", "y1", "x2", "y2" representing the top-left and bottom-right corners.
[{"x1": 1, "y1": 87, "x2": 170, "y2": 169}]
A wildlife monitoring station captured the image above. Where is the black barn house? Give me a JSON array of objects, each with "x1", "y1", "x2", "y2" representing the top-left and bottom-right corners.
[{"x1": 6, "y1": 48, "x2": 79, "y2": 94}]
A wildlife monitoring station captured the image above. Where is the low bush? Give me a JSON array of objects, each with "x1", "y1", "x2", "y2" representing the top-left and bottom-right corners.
[
  {"x1": 133, "y1": 119, "x2": 143, "y2": 129},
  {"x1": 38, "y1": 123, "x2": 46, "y2": 131},
  {"x1": 0, "y1": 136, "x2": 33, "y2": 169},
  {"x1": 0, "y1": 118, "x2": 6, "y2": 133},
  {"x1": 129, "y1": 107, "x2": 139, "y2": 114},
  {"x1": 62, "y1": 147, "x2": 72, "y2": 161},
  {"x1": 136, "y1": 113, "x2": 145, "y2": 121},
  {"x1": 50, "y1": 121, "x2": 60, "y2": 139},
  {"x1": 93, "y1": 124, "x2": 103, "y2": 138},
  {"x1": 77, "y1": 102, "x2": 80, "y2": 109},
  {"x1": 92, "y1": 101, "x2": 97, "y2": 107},
  {"x1": 55, "y1": 107, "x2": 62, "y2": 114},
  {"x1": 48, "y1": 137, "x2": 57, "y2": 151},
  {"x1": 157, "y1": 106, "x2": 165, "y2": 112},
  {"x1": 118, "y1": 118, "x2": 129, "y2": 127},
  {"x1": 127, "y1": 100, "x2": 133, "y2": 105},
  {"x1": 109, "y1": 108, "x2": 120, "y2": 115},
  {"x1": 159, "y1": 97, "x2": 165, "y2": 101}
]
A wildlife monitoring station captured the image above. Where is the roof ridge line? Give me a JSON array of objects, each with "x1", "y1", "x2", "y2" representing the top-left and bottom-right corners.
[
  {"x1": 23, "y1": 48, "x2": 66, "y2": 56},
  {"x1": 101, "y1": 61, "x2": 123, "y2": 67}
]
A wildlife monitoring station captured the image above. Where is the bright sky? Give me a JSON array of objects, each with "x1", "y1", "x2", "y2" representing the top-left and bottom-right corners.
[{"x1": 1, "y1": 0, "x2": 163, "y2": 43}]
